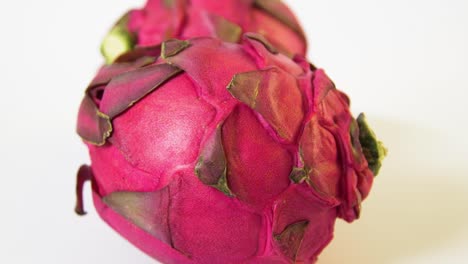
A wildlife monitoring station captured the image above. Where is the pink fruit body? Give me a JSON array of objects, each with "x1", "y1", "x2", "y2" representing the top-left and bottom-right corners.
[
  {"x1": 102, "y1": 0, "x2": 306, "y2": 63},
  {"x1": 76, "y1": 35, "x2": 383, "y2": 263}
]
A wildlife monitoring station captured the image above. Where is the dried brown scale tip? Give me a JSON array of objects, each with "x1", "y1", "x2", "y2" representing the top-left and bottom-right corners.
[
  {"x1": 114, "y1": 45, "x2": 161, "y2": 63},
  {"x1": 206, "y1": 13, "x2": 243, "y2": 43},
  {"x1": 103, "y1": 191, "x2": 173, "y2": 244},
  {"x1": 244, "y1": 33, "x2": 279, "y2": 54},
  {"x1": 194, "y1": 126, "x2": 233, "y2": 197},
  {"x1": 76, "y1": 96, "x2": 112, "y2": 146},
  {"x1": 161, "y1": 39, "x2": 191, "y2": 59},
  {"x1": 274, "y1": 220, "x2": 309, "y2": 262}
]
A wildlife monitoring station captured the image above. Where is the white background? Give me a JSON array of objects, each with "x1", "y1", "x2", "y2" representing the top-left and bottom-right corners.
[{"x1": 0, "y1": 0, "x2": 467, "y2": 263}]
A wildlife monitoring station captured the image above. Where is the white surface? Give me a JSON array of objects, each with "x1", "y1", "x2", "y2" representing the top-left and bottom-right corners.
[{"x1": 0, "y1": 0, "x2": 467, "y2": 263}]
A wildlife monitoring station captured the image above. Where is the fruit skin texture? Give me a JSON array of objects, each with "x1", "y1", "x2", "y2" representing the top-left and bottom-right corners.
[
  {"x1": 101, "y1": 0, "x2": 307, "y2": 63},
  {"x1": 76, "y1": 35, "x2": 380, "y2": 264}
]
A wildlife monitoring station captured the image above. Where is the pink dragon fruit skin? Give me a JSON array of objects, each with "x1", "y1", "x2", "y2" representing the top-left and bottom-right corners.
[
  {"x1": 76, "y1": 35, "x2": 385, "y2": 263},
  {"x1": 101, "y1": 0, "x2": 307, "y2": 63}
]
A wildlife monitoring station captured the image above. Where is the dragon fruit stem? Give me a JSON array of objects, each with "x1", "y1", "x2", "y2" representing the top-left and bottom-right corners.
[{"x1": 75, "y1": 165, "x2": 94, "y2": 216}]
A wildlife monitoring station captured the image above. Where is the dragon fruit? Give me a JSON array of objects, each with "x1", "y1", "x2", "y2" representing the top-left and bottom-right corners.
[
  {"x1": 76, "y1": 34, "x2": 386, "y2": 263},
  {"x1": 100, "y1": 0, "x2": 307, "y2": 64}
]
